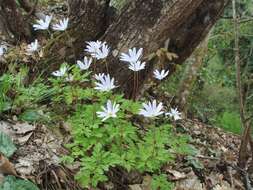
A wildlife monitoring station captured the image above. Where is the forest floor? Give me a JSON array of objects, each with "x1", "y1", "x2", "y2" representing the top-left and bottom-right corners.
[{"x1": 0, "y1": 118, "x2": 246, "y2": 190}]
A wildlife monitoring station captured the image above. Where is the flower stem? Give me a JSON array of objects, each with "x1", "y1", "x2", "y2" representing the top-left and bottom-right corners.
[
  {"x1": 133, "y1": 72, "x2": 136, "y2": 100},
  {"x1": 136, "y1": 71, "x2": 139, "y2": 99},
  {"x1": 66, "y1": 31, "x2": 77, "y2": 61},
  {"x1": 70, "y1": 82, "x2": 76, "y2": 103},
  {"x1": 105, "y1": 61, "x2": 109, "y2": 74},
  {"x1": 93, "y1": 59, "x2": 97, "y2": 73},
  {"x1": 119, "y1": 126, "x2": 124, "y2": 156},
  {"x1": 47, "y1": 29, "x2": 51, "y2": 38}
]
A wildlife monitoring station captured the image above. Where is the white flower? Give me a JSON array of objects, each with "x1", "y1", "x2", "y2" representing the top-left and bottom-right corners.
[
  {"x1": 26, "y1": 39, "x2": 40, "y2": 54},
  {"x1": 33, "y1": 15, "x2": 52, "y2": 30},
  {"x1": 85, "y1": 41, "x2": 103, "y2": 54},
  {"x1": 94, "y1": 73, "x2": 105, "y2": 81},
  {"x1": 139, "y1": 100, "x2": 164, "y2": 118},
  {"x1": 52, "y1": 66, "x2": 67, "y2": 77},
  {"x1": 94, "y1": 74, "x2": 116, "y2": 92},
  {"x1": 153, "y1": 69, "x2": 169, "y2": 80},
  {"x1": 97, "y1": 100, "x2": 120, "y2": 121},
  {"x1": 120, "y1": 47, "x2": 143, "y2": 63},
  {"x1": 128, "y1": 61, "x2": 146, "y2": 72},
  {"x1": 66, "y1": 75, "x2": 74, "y2": 82},
  {"x1": 77, "y1": 57, "x2": 92, "y2": 70},
  {"x1": 85, "y1": 41, "x2": 110, "y2": 60},
  {"x1": 94, "y1": 43, "x2": 110, "y2": 60},
  {"x1": 0, "y1": 45, "x2": 7, "y2": 57},
  {"x1": 166, "y1": 108, "x2": 182, "y2": 121},
  {"x1": 52, "y1": 18, "x2": 69, "y2": 31}
]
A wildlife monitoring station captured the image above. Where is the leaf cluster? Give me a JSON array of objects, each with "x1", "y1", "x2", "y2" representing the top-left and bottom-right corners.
[{"x1": 0, "y1": 64, "x2": 193, "y2": 189}]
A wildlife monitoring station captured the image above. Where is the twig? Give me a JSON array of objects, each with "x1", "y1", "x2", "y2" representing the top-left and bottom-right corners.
[
  {"x1": 228, "y1": 166, "x2": 235, "y2": 189},
  {"x1": 229, "y1": 164, "x2": 253, "y2": 190},
  {"x1": 195, "y1": 155, "x2": 220, "y2": 161},
  {"x1": 240, "y1": 18, "x2": 253, "y2": 24}
]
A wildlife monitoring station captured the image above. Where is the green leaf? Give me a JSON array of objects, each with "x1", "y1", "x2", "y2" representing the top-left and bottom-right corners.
[
  {"x1": 121, "y1": 99, "x2": 141, "y2": 114},
  {"x1": 0, "y1": 101, "x2": 11, "y2": 112},
  {"x1": 19, "y1": 110, "x2": 42, "y2": 122},
  {"x1": 151, "y1": 174, "x2": 174, "y2": 190},
  {"x1": 0, "y1": 132, "x2": 16, "y2": 158},
  {"x1": 186, "y1": 156, "x2": 204, "y2": 170},
  {"x1": 0, "y1": 176, "x2": 39, "y2": 190}
]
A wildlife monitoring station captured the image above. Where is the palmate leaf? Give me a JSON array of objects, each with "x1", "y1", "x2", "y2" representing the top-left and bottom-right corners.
[
  {"x1": 0, "y1": 176, "x2": 39, "y2": 190},
  {"x1": 0, "y1": 100, "x2": 12, "y2": 113},
  {"x1": 19, "y1": 110, "x2": 42, "y2": 122},
  {"x1": 0, "y1": 132, "x2": 16, "y2": 158},
  {"x1": 151, "y1": 174, "x2": 174, "y2": 190}
]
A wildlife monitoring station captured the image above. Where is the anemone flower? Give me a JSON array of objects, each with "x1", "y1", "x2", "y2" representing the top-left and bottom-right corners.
[
  {"x1": 166, "y1": 108, "x2": 182, "y2": 121},
  {"x1": 153, "y1": 69, "x2": 169, "y2": 80},
  {"x1": 139, "y1": 100, "x2": 164, "y2": 118},
  {"x1": 120, "y1": 47, "x2": 143, "y2": 64},
  {"x1": 52, "y1": 66, "x2": 67, "y2": 77},
  {"x1": 97, "y1": 100, "x2": 120, "y2": 121},
  {"x1": 33, "y1": 15, "x2": 52, "y2": 31},
  {"x1": 94, "y1": 74, "x2": 116, "y2": 92},
  {"x1": 52, "y1": 18, "x2": 69, "y2": 31},
  {"x1": 26, "y1": 39, "x2": 40, "y2": 54},
  {"x1": 77, "y1": 56, "x2": 92, "y2": 70}
]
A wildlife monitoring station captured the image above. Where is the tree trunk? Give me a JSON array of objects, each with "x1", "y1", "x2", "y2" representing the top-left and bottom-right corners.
[
  {"x1": 97, "y1": 0, "x2": 229, "y2": 98},
  {"x1": 1, "y1": 0, "x2": 229, "y2": 98},
  {"x1": 39, "y1": 0, "x2": 112, "y2": 73},
  {"x1": 175, "y1": 34, "x2": 209, "y2": 115},
  {"x1": 67, "y1": 0, "x2": 112, "y2": 55},
  {"x1": 0, "y1": 0, "x2": 31, "y2": 42}
]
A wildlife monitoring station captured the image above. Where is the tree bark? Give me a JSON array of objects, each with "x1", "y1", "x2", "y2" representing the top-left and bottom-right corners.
[
  {"x1": 17, "y1": 0, "x2": 45, "y2": 19},
  {"x1": 67, "y1": 0, "x2": 112, "y2": 55},
  {"x1": 175, "y1": 34, "x2": 209, "y2": 115},
  {"x1": 0, "y1": 0, "x2": 31, "y2": 42},
  {"x1": 97, "y1": 0, "x2": 229, "y2": 98},
  {"x1": 39, "y1": 0, "x2": 112, "y2": 73},
  {"x1": 1, "y1": 0, "x2": 229, "y2": 98}
]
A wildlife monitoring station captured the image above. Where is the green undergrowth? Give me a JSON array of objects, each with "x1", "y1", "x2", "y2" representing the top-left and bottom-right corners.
[
  {"x1": 0, "y1": 65, "x2": 195, "y2": 189},
  {"x1": 215, "y1": 112, "x2": 242, "y2": 135},
  {"x1": 0, "y1": 176, "x2": 39, "y2": 190},
  {"x1": 65, "y1": 107, "x2": 193, "y2": 188}
]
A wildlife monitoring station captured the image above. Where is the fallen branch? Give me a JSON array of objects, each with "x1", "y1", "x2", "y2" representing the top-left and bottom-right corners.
[{"x1": 230, "y1": 164, "x2": 253, "y2": 190}]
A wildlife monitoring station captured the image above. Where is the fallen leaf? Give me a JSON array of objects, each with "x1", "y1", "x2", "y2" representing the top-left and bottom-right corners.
[
  {"x1": 13, "y1": 123, "x2": 35, "y2": 134},
  {"x1": 213, "y1": 182, "x2": 234, "y2": 190},
  {"x1": 175, "y1": 171, "x2": 204, "y2": 190},
  {"x1": 15, "y1": 159, "x2": 34, "y2": 176},
  {"x1": 166, "y1": 52, "x2": 178, "y2": 61},
  {"x1": 142, "y1": 175, "x2": 152, "y2": 190},
  {"x1": 0, "y1": 154, "x2": 17, "y2": 176},
  {"x1": 17, "y1": 133, "x2": 33, "y2": 145},
  {"x1": 166, "y1": 169, "x2": 187, "y2": 181},
  {"x1": 129, "y1": 184, "x2": 142, "y2": 190}
]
